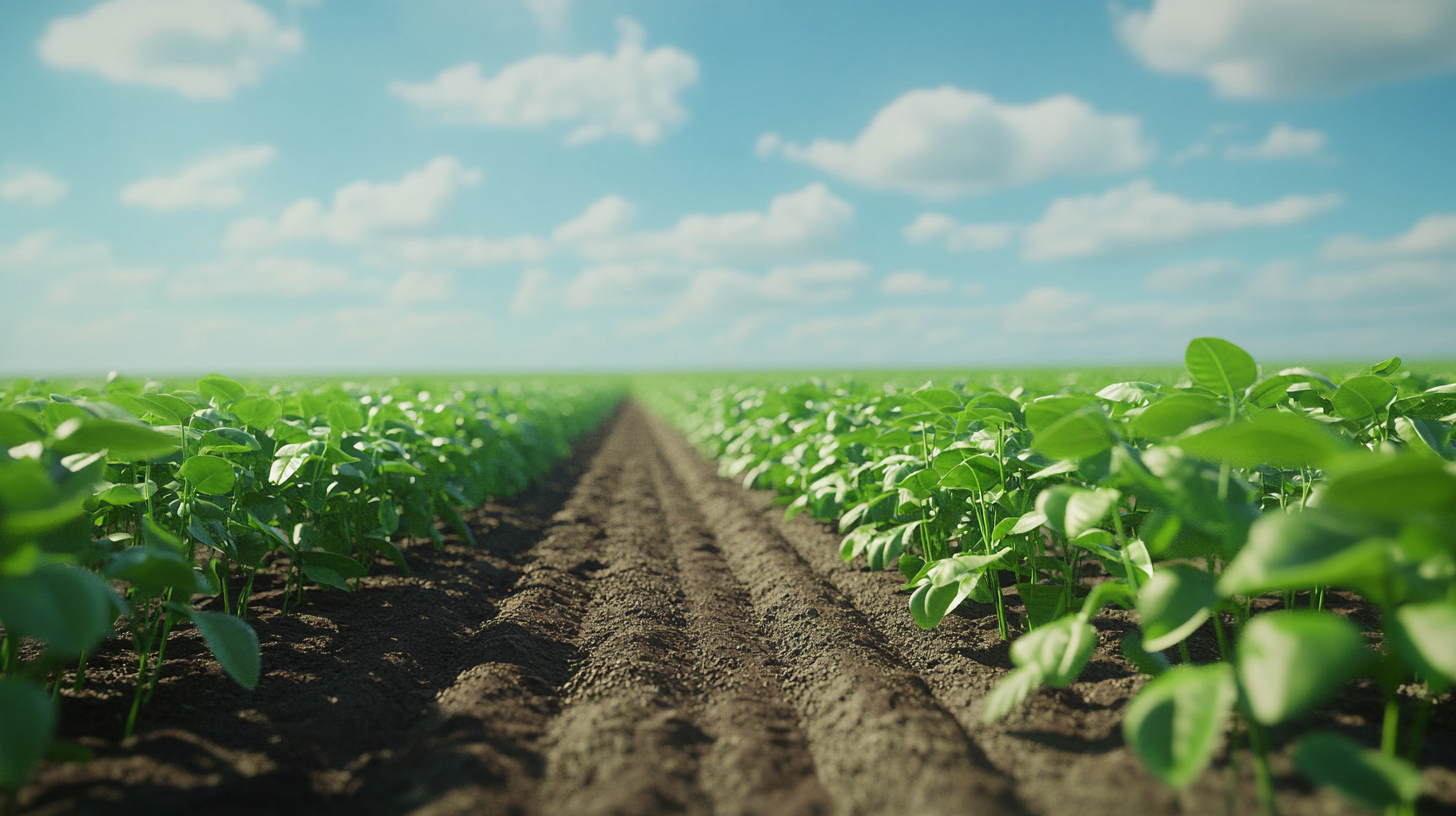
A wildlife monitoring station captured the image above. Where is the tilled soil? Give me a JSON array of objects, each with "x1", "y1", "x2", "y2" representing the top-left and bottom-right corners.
[{"x1": 15, "y1": 402, "x2": 1456, "y2": 816}]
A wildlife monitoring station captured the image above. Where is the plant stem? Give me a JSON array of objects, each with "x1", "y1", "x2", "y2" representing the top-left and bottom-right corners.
[
  {"x1": 1225, "y1": 714, "x2": 1245, "y2": 816},
  {"x1": 1381, "y1": 692, "x2": 1401, "y2": 756},
  {"x1": 71, "y1": 650, "x2": 87, "y2": 693},
  {"x1": 1246, "y1": 719, "x2": 1280, "y2": 816},
  {"x1": 1406, "y1": 689, "x2": 1433, "y2": 765}
]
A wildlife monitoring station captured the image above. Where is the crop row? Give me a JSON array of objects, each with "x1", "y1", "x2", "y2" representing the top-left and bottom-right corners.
[
  {"x1": 645, "y1": 338, "x2": 1456, "y2": 815},
  {"x1": 0, "y1": 373, "x2": 622, "y2": 793}
]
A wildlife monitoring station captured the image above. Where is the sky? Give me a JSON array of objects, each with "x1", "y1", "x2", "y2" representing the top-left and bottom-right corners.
[{"x1": 1, "y1": 0, "x2": 1455, "y2": 375}]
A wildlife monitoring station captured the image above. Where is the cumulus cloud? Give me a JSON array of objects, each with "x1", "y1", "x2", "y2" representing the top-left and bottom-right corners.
[
  {"x1": 225, "y1": 156, "x2": 481, "y2": 249},
  {"x1": 629, "y1": 260, "x2": 869, "y2": 333},
  {"x1": 120, "y1": 144, "x2": 275, "y2": 210},
  {"x1": 1, "y1": 169, "x2": 69, "y2": 207},
  {"x1": 0, "y1": 232, "x2": 110, "y2": 271},
  {"x1": 1022, "y1": 179, "x2": 1342, "y2": 262},
  {"x1": 388, "y1": 18, "x2": 699, "y2": 145},
  {"x1": 510, "y1": 268, "x2": 556, "y2": 315},
  {"x1": 386, "y1": 269, "x2": 454, "y2": 305},
  {"x1": 1224, "y1": 123, "x2": 1326, "y2": 160},
  {"x1": 1115, "y1": 0, "x2": 1456, "y2": 99},
  {"x1": 524, "y1": 0, "x2": 570, "y2": 31},
  {"x1": 553, "y1": 183, "x2": 854, "y2": 265},
  {"x1": 769, "y1": 87, "x2": 1153, "y2": 198},
  {"x1": 168, "y1": 255, "x2": 352, "y2": 298},
  {"x1": 38, "y1": 0, "x2": 303, "y2": 100},
  {"x1": 1143, "y1": 258, "x2": 1240, "y2": 291},
  {"x1": 48, "y1": 267, "x2": 164, "y2": 304},
  {"x1": 902, "y1": 213, "x2": 1015, "y2": 252},
  {"x1": 384, "y1": 235, "x2": 550, "y2": 267},
  {"x1": 882, "y1": 270, "x2": 954, "y2": 296},
  {"x1": 1322, "y1": 212, "x2": 1456, "y2": 259}
]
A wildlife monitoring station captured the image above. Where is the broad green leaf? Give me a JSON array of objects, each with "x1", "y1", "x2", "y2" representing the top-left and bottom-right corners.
[
  {"x1": 1369, "y1": 357, "x2": 1402, "y2": 376},
  {"x1": 1393, "y1": 417, "x2": 1450, "y2": 458},
  {"x1": 135, "y1": 393, "x2": 195, "y2": 424},
  {"x1": 1133, "y1": 394, "x2": 1223, "y2": 440},
  {"x1": 326, "y1": 401, "x2": 365, "y2": 433},
  {"x1": 302, "y1": 549, "x2": 368, "y2": 579},
  {"x1": 1027, "y1": 398, "x2": 1115, "y2": 461},
  {"x1": 1185, "y1": 337, "x2": 1258, "y2": 397},
  {"x1": 1391, "y1": 600, "x2": 1456, "y2": 688},
  {"x1": 1123, "y1": 663, "x2": 1236, "y2": 790},
  {"x1": 52, "y1": 418, "x2": 179, "y2": 460},
  {"x1": 1037, "y1": 486, "x2": 1118, "y2": 538},
  {"x1": 1137, "y1": 565, "x2": 1214, "y2": 652},
  {"x1": 1175, "y1": 411, "x2": 1350, "y2": 469},
  {"x1": 912, "y1": 387, "x2": 963, "y2": 413},
  {"x1": 1321, "y1": 455, "x2": 1456, "y2": 520},
  {"x1": 198, "y1": 427, "x2": 261, "y2": 454},
  {"x1": 1097, "y1": 382, "x2": 1159, "y2": 404},
  {"x1": 0, "y1": 410, "x2": 44, "y2": 447},
  {"x1": 230, "y1": 396, "x2": 282, "y2": 429},
  {"x1": 178, "y1": 455, "x2": 236, "y2": 495},
  {"x1": 1293, "y1": 731, "x2": 1424, "y2": 812},
  {"x1": 910, "y1": 578, "x2": 977, "y2": 630},
  {"x1": 96, "y1": 482, "x2": 148, "y2": 506},
  {"x1": 981, "y1": 665, "x2": 1044, "y2": 722},
  {"x1": 0, "y1": 680, "x2": 56, "y2": 790},
  {"x1": 1010, "y1": 615, "x2": 1096, "y2": 687},
  {"x1": 1121, "y1": 630, "x2": 1171, "y2": 677},
  {"x1": 1245, "y1": 372, "x2": 1331, "y2": 408},
  {"x1": 1237, "y1": 611, "x2": 1367, "y2": 725},
  {"x1": 1332, "y1": 375, "x2": 1397, "y2": 421},
  {"x1": 197, "y1": 375, "x2": 246, "y2": 405},
  {"x1": 0, "y1": 566, "x2": 117, "y2": 656},
  {"x1": 939, "y1": 456, "x2": 1003, "y2": 491},
  {"x1": 105, "y1": 546, "x2": 210, "y2": 595},
  {"x1": 189, "y1": 609, "x2": 261, "y2": 690},
  {"x1": 1217, "y1": 509, "x2": 1386, "y2": 599},
  {"x1": 1016, "y1": 582, "x2": 1067, "y2": 629}
]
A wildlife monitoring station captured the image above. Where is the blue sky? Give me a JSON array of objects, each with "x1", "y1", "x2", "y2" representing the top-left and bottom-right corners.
[{"x1": 2, "y1": 0, "x2": 1455, "y2": 374}]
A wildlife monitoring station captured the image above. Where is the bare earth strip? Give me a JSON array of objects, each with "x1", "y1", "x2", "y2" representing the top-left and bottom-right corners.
[{"x1": 18, "y1": 401, "x2": 1453, "y2": 816}]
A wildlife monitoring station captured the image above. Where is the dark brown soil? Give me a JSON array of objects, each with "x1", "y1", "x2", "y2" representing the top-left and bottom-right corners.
[{"x1": 14, "y1": 402, "x2": 1456, "y2": 816}]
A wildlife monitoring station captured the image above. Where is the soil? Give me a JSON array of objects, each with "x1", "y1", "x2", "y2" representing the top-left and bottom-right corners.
[{"x1": 14, "y1": 402, "x2": 1456, "y2": 816}]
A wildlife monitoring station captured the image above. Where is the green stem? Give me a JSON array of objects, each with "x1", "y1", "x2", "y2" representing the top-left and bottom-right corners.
[
  {"x1": 1381, "y1": 693, "x2": 1400, "y2": 757},
  {"x1": 71, "y1": 650, "x2": 88, "y2": 693},
  {"x1": 1405, "y1": 689, "x2": 1433, "y2": 765},
  {"x1": 1246, "y1": 719, "x2": 1280, "y2": 816},
  {"x1": 1225, "y1": 715, "x2": 1245, "y2": 816}
]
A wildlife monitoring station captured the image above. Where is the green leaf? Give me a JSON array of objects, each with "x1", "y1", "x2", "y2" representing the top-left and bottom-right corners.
[
  {"x1": 1293, "y1": 731, "x2": 1424, "y2": 812},
  {"x1": 1217, "y1": 509, "x2": 1387, "y2": 599},
  {"x1": 0, "y1": 680, "x2": 56, "y2": 790},
  {"x1": 939, "y1": 456, "x2": 1003, "y2": 491},
  {"x1": 1245, "y1": 372, "x2": 1331, "y2": 409},
  {"x1": 326, "y1": 401, "x2": 365, "y2": 433},
  {"x1": 1321, "y1": 455, "x2": 1456, "y2": 520},
  {"x1": 1137, "y1": 565, "x2": 1214, "y2": 652},
  {"x1": 1332, "y1": 375, "x2": 1397, "y2": 421},
  {"x1": 981, "y1": 665, "x2": 1045, "y2": 722},
  {"x1": 1121, "y1": 630, "x2": 1171, "y2": 677},
  {"x1": 135, "y1": 394, "x2": 195, "y2": 424},
  {"x1": 1027, "y1": 397, "x2": 1116, "y2": 461},
  {"x1": 197, "y1": 375, "x2": 247, "y2": 405},
  {"x1": 1123, "y1": 663, "x2": 1236, "y2": 790},
  {"x1": 230, "y1": 396, "x2": 282, "y2": 430},
  {"x1": 52, "y1": 418, "x2": 179, "y2": 460},
  {"x1": 1097, "y1": 382, "x2": 1159, "y2": 404},
  {"x1": 0, "y1": 566, "x2": 118, "y2": 656},
  {"x1": 910, "y1": 579, "x2": 974, "y2": 630},
  {"x1": 1010, "y1": 615, "x2": 1096, "y2": 687},
  {"x1": 1368, "y1": 357, "x2": 1402, "y2": 377},
  {"x1": 1391, "y1": 600, "x2": 1456, "y2": 689},
  {"x1": 1016, "y1": 582, "x2": 1068, "y2": 629},
  {"x1": 178, "y1": 455, "x2": 236, "y2": 495},
  {"x1": 1133, "y1": 394, "x2": 1223, "y2": 440},
  {"x1": 1185, "y1": 337, "x2": 1257, "y2": 397},
  {"x1": 0, "y1": 410, "x2": 44, "y2": 447},
  {"x1": 1037, "y1": 486, "x2": 1118, "y2": 538},
  {"x1": 1176, "y1": 411, "x2": 1350, "y2": 469},
  {"x1": 198, "y1": 427, "x2": 262, "y2": 454},
  {"x1": 96, "y1": 482, "x2": 149, "y2": 506},
  {"x1": 1237, "y1": 611, "x2": 1367, "y2": 725},
  {"x1": 188, "y1": 609, "x2": 261, "y2": 690},
  {"x1": 302, "y1": 549, "x2": 368, "y2": 579},
  {"x1": 105, "y1": 546, "x2": 210, "y2": 595}
]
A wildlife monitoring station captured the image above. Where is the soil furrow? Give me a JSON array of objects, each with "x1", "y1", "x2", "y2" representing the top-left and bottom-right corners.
[{"x1": 644, "y1": 407, "x2": 1024, "y2": 816}]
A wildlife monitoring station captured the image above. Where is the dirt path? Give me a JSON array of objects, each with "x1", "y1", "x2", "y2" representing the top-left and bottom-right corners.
[{"x1": 17, "y1": 402, "x2": 1454, "y2": 816}]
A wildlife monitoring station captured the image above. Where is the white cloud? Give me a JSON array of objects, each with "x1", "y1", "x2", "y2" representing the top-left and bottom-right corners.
[
  {"x1": 388, "y1": 18, "x2": 699, "y2": 146},
  {"x1": 773, "y1": 87, "x2": 1153, "y2": 198},
  {"x1": 882, "y1": 270, "x2": 953, "y2": 295},
  {"x1": 169, "y1": 255, "x2": 352, "y2": 298},
  {"x1": 384, "y1": 235, "x2": 550, "y2": 267},
  {"x1": 1143, "y1": 258, "x2": 1239, "y2": 291},
  {"x1": 755, "y1": 132, "x2": 783, "y2": 158},
  {"x1": 1322, "y1": 212, "x2": 1456, "y2": 259},
  {"x1": 1115, "y1": 0, "x2": 1456, "y2": 99},
  {"x1": 524, "y1": 0, "x2": 570, "y2": 31},
  {"x1": 630, "y1": 259, "x2": 869, "y2": 333},
  {"x1": 225, "y1": 156, "x2": 481, "y2": 249},
  {"x1": 120, "y1": 144, "x2": 275, "y2": 210},
  {"x1": 511, "y1": 268, "x2": 556, "y2": 315},
  {"x1": 1022, "y1": 179, "x2": 1342, "y2": 262},
  {"x1": 38, "y1": 0, "x2": 303, "y2": 100},
  {"x1": 1, "y1": 169, "x2": 69, "y2": 207},
  {"x1": 386, "y1": 269, "x2": 454, "y2": 305},
  {"x1": 1225, "y1": 123, "x2": 1326, "y2": 160},
  {"x1": 48, "y1": 267, "x2": 164, "y2": 304},
  {"x1": 553, "y1": 183, "x2": 854, "y2": 264},
  {"x1": 903, "y1": 213, "x2": 1015, "y2": 252},
  {"x1": 0, "y1": 232, "x2": 110, "y2": 271},
  {"x1": 1168, "y1": 142, "x2": 1212, "y2": 165}
]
